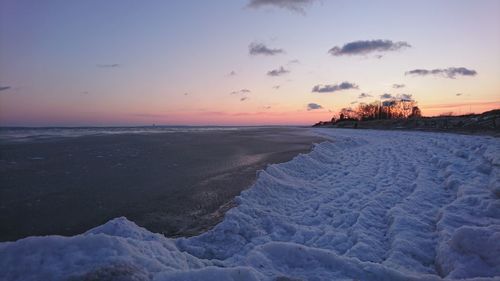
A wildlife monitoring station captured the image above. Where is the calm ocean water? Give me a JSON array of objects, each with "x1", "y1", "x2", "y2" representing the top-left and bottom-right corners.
[
  {"x1": 0, "y1": 126, "x2": 257, "y2": 142},
  {"x1": 0, "y1": 126, "x2": 277, "y2": 143}
]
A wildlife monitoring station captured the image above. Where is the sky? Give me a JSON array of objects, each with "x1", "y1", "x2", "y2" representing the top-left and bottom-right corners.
[{"x1": 1, "y1": 0, "x2": 499, "y2": 126}]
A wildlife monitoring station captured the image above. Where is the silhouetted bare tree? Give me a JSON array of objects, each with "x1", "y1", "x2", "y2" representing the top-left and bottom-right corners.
[{"x1": 333, "y1": 97, "x2": 421, "y2": 121}]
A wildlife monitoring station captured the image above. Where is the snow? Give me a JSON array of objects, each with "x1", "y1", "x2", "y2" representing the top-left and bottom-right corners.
[{"x1": 1, "y1": 129, "x2": 499, "y2": 281}]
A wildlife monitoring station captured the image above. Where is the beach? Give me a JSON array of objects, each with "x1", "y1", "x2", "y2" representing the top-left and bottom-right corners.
[
  {"x1": 1, "y1": 129, "x2": 498, "y2": 281},
  {"x1": 0, "y1": 127, "x2": 324, "y2": 241}
]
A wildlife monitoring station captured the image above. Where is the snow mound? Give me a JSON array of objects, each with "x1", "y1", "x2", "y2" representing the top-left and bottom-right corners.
[
  {"x1": 0, "y1": 217, "x2": 210, "y2": 281},
  {"x1": 1, "y1": 129, "x2": 499, "y2": 281}
]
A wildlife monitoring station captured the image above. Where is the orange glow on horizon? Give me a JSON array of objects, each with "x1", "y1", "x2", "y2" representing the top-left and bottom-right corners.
[
  {"x1": 0, "y1": 108, "x2": 336, "y2": 126},
  {"x1": 420, "y1": 101, "x2": 500, "y2": 117},
  {"x1": 2, "y1": 101, "x2": 499, "y2": 127}
]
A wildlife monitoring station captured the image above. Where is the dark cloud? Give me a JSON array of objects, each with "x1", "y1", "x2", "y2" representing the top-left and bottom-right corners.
[
  {"x1": 398, "y1": 93, "x2": 413, "y2": 101},
  {"x1": 96, "y1": 64, "x2": 120, "y2": 68},
  {"x1": 307, "y1": 103, "x2": 323, "y2": 111},
  {"x1": 183, "y1": 92, "x2": 189, "y2": 96},
  {"x1": 405, "y1": 67, "x2": 477, "y2": 79},
  {"x1": 392, "y1": 84, "x2": 405, "y2": 89},
  {"x1": 249, "y1": 42, "x2": 284, "y2": 56},
  {"x1": 380, "y1": 93, "x2": 393, "y2": 99},
  {"x1": 228, "y1": 71, "x2": 237, "y2": 76},
  {"x1": 267, "y1": 66, "x2": 290, "y2": 76},
  {"x1": 312, "y1": 81, "x2": 358, "y2": 93},
  {"x1": 230, "y1": 89, "x2": 251, "y2": 95},
  {"x1": 358, "y1": 93, "x2": 372, "y2": 99},
  {"x1": 456, "y1": 93, "x2": 463, "y2": 96},
  {"x1": 350, "y1": 101, "x2": 358, "y2": 105},
  {"x1": 0, "y1": 86, "x2": 11, "y2": 91},
  {"x1": 263, "y1": 105, "x2": 272, "y2": 110},
  {"x1": 240, "y1": 97, "x2": 249, "y2": 102},
  {"x1": 380, "y1": 93, "x2": 413, "y2": 101},
  {"x1": 247, "y1": 0, "x2": 316, "y2": 13},
  {"x1": 328, "y1": 40, "x2": 411, "y2": 56},
  {"x1": 272, "y1": 85, "x2": 280, "y2": 89}
]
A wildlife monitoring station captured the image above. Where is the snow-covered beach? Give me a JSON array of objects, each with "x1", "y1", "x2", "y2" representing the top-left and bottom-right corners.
[{"x1": 1, "y1": 129, "x2": 499, "y2": 281}]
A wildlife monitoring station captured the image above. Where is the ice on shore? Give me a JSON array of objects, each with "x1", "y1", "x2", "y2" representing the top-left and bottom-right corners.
[{"x1": 1, "y1": 129, "x2": 499, "y2": 281}]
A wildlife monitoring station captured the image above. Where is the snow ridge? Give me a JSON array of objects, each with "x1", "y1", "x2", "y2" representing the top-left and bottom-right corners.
[{"x1": 1, "y1": 129, "x2": 499, "y2": 281}]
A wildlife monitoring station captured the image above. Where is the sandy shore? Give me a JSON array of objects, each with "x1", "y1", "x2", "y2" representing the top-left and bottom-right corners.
[{"x1": 0, "y1": 127, "x2": 324, "y2": 241}]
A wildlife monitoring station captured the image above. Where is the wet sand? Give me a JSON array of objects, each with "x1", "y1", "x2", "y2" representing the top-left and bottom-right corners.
[{"x1": 0, "y1": 127, "x2": 324, "y2": 241}]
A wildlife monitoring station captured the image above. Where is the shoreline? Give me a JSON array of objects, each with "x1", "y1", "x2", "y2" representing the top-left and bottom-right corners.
[
  {"x1": 0, "y1": 127, "x2": 325, "y2": 242},
  {"x1": 315, "y1": 125, "x2": 500, "y2": 138},
  {"x1": 312, "y1": 109, "x2": 500, "y2": 137}
]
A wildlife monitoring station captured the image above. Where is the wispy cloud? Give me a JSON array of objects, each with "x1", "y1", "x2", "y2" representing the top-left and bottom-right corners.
[
  {"x1": 267, "y1": 66, "x2": 290, "y2": 76},
  {"x1": 96, "y1": 64, "x2": 120, "y2": 68},
  {"x1": 312, "y1": 82, "x2": 358, "y2": 93},
  {"x1": 228, "y1": 70, "x2": 237, "y2": 76},
  {"x1": 350, "y1": 101, "x2": 358, "y2": 105},
  {"x1": 272, "y1": 85, "x2": 280, "y2": 90},
  {"x1": 392, "y1": 84, "x2": 405, "y2": 89},
  {"x1": 249, "y1": 42, "x2": 284, "y2": 56},
  {"x1": 0, "y1": 86, "x2": 11, "y2": 91},
  {"x1": 307, "y1": 103, "x2": 323, "y2": 110},
  {"x1": 288, "y1": 59, "x2": 300, "y2": 64},
  {"x1": 405, "y1": 67, "x2": 477, "y2": 79},
  {"x1": 247, "y1": 0, "x2": 317, "y2": 14},
  {"x1": 328, "y1": 40, "x2": 411, "y2": 56},
  {"x1": 358, "y1": 93, "x2": 372, "y2": 99},
  {"x1": 240, "y1": 97, "x2": 249, "y2": 102},
  {"x1": 230, "y1": 89, "x2": 251, "y2": 95},
  {"x1": 456, "y1": 93, "x2": 463, "y2": 96}
]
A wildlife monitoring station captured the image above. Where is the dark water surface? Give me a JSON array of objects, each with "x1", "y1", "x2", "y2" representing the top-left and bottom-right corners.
[{"x1": 0, "y1": 127, "x2": 324, "y2": 241}]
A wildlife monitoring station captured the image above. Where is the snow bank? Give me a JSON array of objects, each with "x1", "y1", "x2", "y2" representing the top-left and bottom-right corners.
[{"x1": 1, "y1": 129, "x2": 499, "y2": 281}]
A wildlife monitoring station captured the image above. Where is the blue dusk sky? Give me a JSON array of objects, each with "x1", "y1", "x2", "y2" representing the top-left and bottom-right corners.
[{"x1": 1, "y1": 0, "x2": 499, "y2": 126}]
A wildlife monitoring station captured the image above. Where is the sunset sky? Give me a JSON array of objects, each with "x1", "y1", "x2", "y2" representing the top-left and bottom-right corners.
[{"x1": 1, "y1": 0, "x2": 499, "y2": 126}]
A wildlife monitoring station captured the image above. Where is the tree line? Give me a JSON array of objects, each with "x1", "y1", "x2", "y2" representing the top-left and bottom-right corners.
[{"x1": 333, "y1": 97, "x2": 422, "y2": 122}]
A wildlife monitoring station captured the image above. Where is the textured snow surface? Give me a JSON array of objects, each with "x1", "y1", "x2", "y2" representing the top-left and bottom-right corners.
[{"x1": 1, "y1": 129, "x2": 499, "y2": 281}]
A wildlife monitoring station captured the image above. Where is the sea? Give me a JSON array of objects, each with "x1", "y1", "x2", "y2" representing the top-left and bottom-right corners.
[{"x1": 0, "y1": 126, "x2": 285, "y2": 143}]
